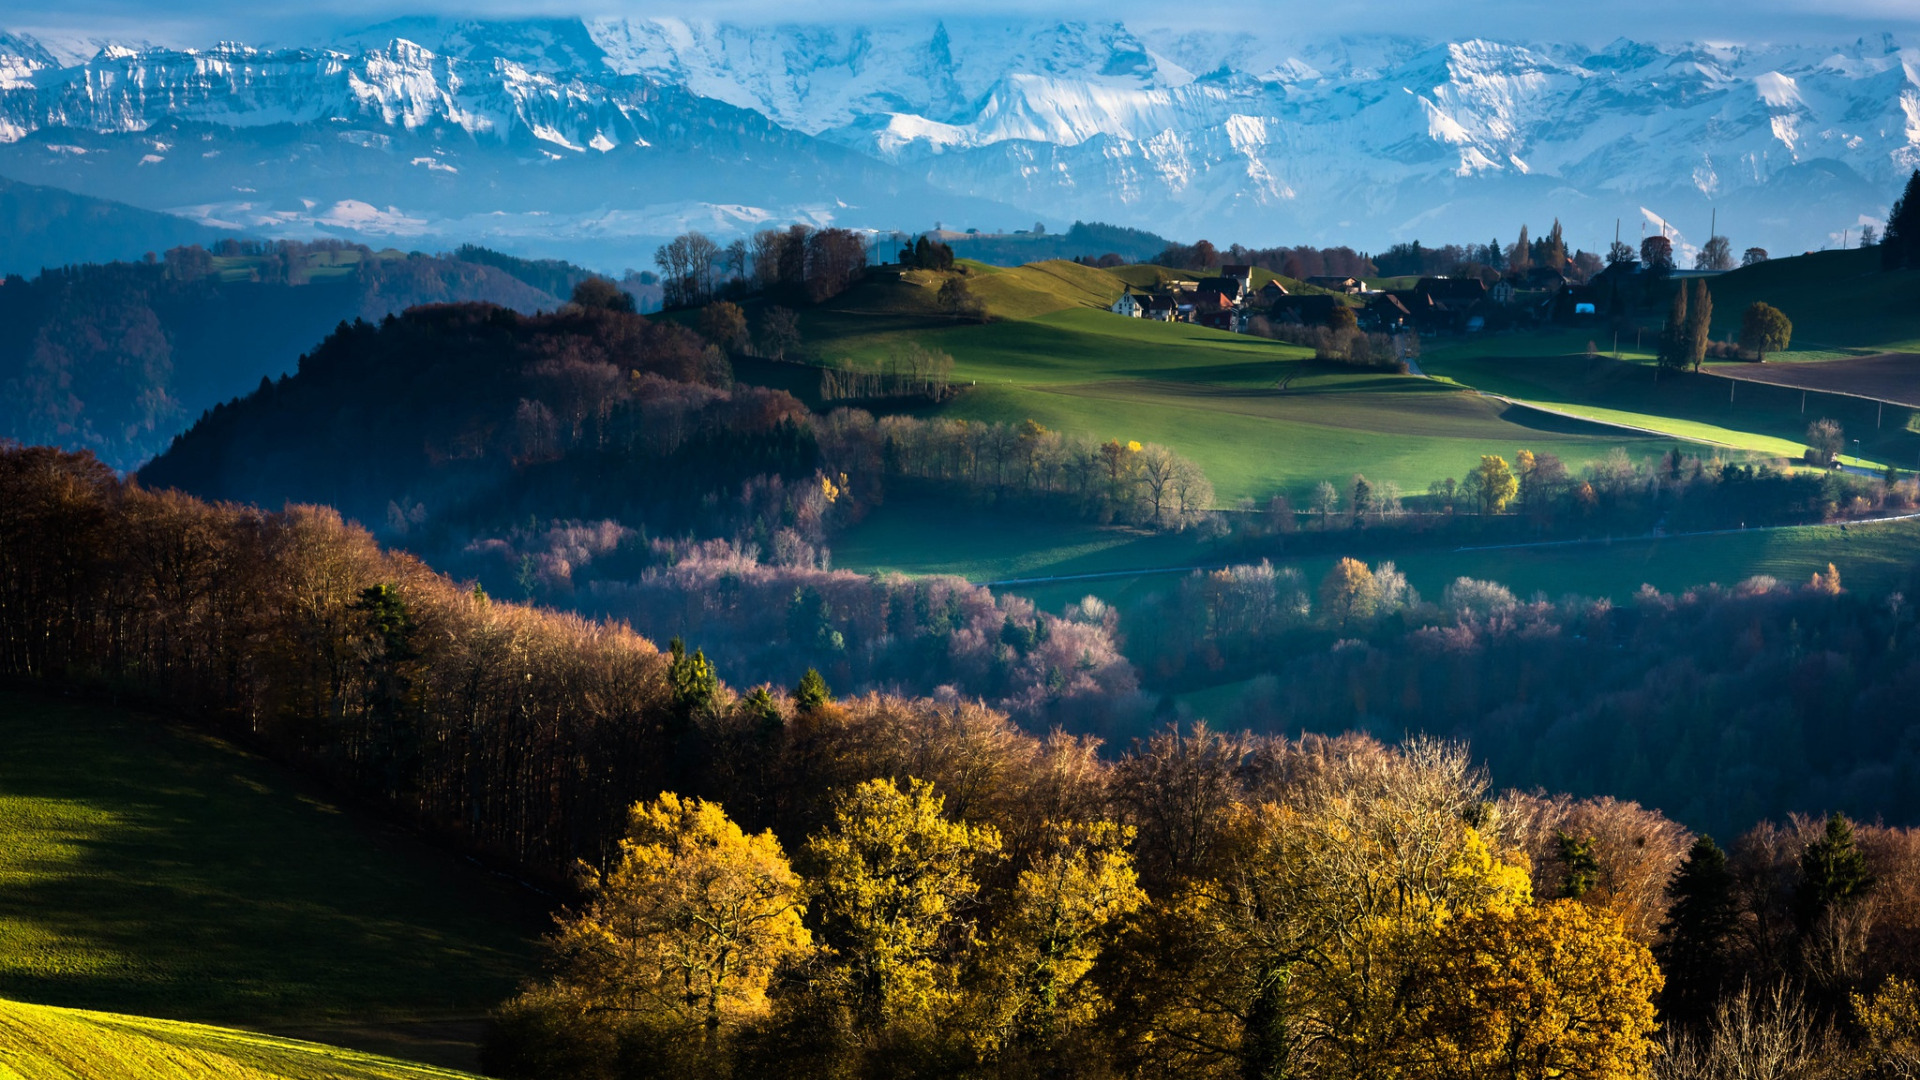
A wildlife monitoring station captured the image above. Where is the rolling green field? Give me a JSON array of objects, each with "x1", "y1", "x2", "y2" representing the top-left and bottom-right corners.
[
  {"x1": 0, "y1": 693, "x2": 542, "y2": 1066},
  {"x1": 1422, "y1": 332, "x2": 1920, "y2": 469},
  {"x1": 0, "y1": 998, "x2": 480, "y2": 1080},
  {"x1": 815, "y1": 250, "x2": 1919, "y2": 616},
  {"x1": 833, "y1": 498, "x2": 1920, "y2": 615},
  {"x1": 801, "y1": 263, "x2": 1698, "y2": 504}
]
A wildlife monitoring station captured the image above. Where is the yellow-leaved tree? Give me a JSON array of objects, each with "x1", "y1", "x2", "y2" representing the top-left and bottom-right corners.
[
  {"x1": 1476, "y1": 455, "x2": 1520, "y2": 515},
  {"x1": 1407, "y1": 899, "x2": 1661, "y2": 1080},
  {"x1": 1318, "y1": 557, "x2": 1379, "y2": 630},
  {"x1": 968, "y1": 820, "x2": 1146, "y2": 1060},
  {"x1": 490, "y1": 793, "x2": 812, "y2": 1079},
  {"x1": 1125, "y1": 739, "x2": 1533, "y2": 1080},
  {"x1": 1856, "y1": 975, "x2": 1920, "y2": 1079},
  {"x1": 804, "y1": 776, "x2": 1001, "y2": 1035}
]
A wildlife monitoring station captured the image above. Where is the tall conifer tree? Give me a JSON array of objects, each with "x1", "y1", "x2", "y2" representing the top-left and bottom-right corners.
[
  {"x1": 1885, "y1": 170, "x2": 1920, "y2": 270},
  {"x1": 1656, "y1": 836, "x2": 1737, "y2": 1025}
]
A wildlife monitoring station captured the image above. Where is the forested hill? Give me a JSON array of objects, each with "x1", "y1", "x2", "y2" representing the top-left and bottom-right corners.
[
  {"x1": 138, "y1": 299, "x2": 771, "y2": 538},
  {"x1": 0, "y1": 241, "x2": 562, "y2": 470},
  {"x1": 0, "y1": 173, "x2": 234, "y2": 277}
]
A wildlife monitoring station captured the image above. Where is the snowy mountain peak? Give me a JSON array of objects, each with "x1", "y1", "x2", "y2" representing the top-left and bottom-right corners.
[{"x1": 0, "y1": 17, "x2": 1914, "y2": 261}]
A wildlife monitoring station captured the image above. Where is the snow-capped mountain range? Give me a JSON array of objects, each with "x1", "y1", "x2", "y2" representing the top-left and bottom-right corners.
[{"x1": 0, "y1": 17, "x2": 1915, "y2": 267}]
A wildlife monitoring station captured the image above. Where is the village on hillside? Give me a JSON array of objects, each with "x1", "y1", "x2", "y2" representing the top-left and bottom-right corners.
[{"x1": 1105, "y1": 252, "x2": 1732, "y2": 337}]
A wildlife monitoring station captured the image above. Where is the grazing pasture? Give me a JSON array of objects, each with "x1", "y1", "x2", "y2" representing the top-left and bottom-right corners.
[{"x1": 0, "y1": 693, "x2": 542, "y2": 1067}]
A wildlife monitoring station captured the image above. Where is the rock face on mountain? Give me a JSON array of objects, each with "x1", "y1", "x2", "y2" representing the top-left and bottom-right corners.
[{"x1": 1, "y1": 18, "x2": 1915, "y2": 261}]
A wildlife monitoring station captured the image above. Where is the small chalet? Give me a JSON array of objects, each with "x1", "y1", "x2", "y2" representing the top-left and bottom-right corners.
[
  {"x1": 1194, "y1": 307, "x2": 1239, "y2": 331},
  {"x1": 1388, "y1": 290, "x2": 1460, "y2": 334},
  {"x1": 1553, "y1": 284, "x2": 1607, "y2": 323},
  {"x1": 1196, "y1": 275, "x2": 1249, "y2": 303},
  {"x1": 1258, "y1": 279, "x2": 1290, "y2": 303},
  {"x1": 1363, "y1": 293, "x2": 1412, "y2": 332},
  {"x1": 1268, "y1": 294, "x2": 1343, "y2": 326},
  {"x1": 1219, "y1": 264, "x2": 1255, "y2": 291},
  {"x1": 1522, "y1": 266, "x2": 1570, "y2": 291},
  {"x1": 1306, "y1": 276, "x2": 1362, "y2": 295},
  {"x1": 1110, "y1": 292, "x2": 1143, "y2": 318},
  {"x1": 1142, "y1": 294, "x2": 1179, "y2": 322},
  {"x1": 1415, "y1": 276, "x2": 1489, "y2": 305}
]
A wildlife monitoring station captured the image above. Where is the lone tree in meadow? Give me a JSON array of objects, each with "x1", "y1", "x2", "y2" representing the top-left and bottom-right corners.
[
  {"x1": 938, "y1": 275, "x2": 988, "y2": 322},
  {"x1": 1883, "y1": 169, "x2": 1920, "y2": 270},
  {"x1": 1475, "y1": 455, "x2": 1519, "y2": 515},
  {"x1": 1740, "y1": 301, "x2": 1792, "y2": 360},
  {"x1": 1806, "y1": 418, "x2": 1844, "y2": 467}
]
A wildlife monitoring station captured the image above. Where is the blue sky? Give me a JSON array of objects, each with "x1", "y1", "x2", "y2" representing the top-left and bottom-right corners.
[{"x1": 7, "y1": 0, "x2": 1919, "y2": 48}]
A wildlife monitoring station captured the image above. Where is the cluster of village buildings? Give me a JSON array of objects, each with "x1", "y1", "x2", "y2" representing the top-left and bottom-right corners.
[{"x1": 1108, "y1": 262, "x2": 1727, "y2": 335}]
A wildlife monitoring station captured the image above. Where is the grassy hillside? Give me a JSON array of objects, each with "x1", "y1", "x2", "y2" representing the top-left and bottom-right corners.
[
  {"x1": 0, "y1": 998, "x2": 480, "y2": 1080},
  {"x1": 1700, "y1": 249, "x2": 1920, "y2": 355},
  {"x1": 1423, "y1": 331, "x2": 1919, "y2": 468},
  {"x1": 0, "y1": 692, "x2": 541, "y2": 1064},
  {"x1": 799, "y1": 264, "x2": 1694, "y2": 504}
]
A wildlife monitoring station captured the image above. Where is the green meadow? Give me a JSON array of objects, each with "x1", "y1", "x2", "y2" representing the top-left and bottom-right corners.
[
  {"x1": 801, "y1": 261, "x2": 1700, "y2": 504},
  {"x1": 0, "y1": 693, "x2": 542, "y2": 1067},
  {"x1": 0, "y1": 998, "x2": 482, "y2": 1080}
]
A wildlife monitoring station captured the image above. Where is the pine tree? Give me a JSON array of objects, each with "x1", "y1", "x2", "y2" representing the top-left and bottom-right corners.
[
  {"x1": 667, "y1": 637, "x2": 717, "y2": 720},
  {"x1": 793, "y1": 667, "x2": 831, "y2": 712},
  {"x1": 1556, "y1": 831, "x2": 1599, "y2": 899},
  {"x1": 1656, "y1": 836, "x2": 1737, "y2": 1025},
  {"x1": 1885, "y1": 170, "x2": 1920, "y2": 270},
  {"x1": 1798, "y1": 812, "x2": 1875, "y2": 927}
]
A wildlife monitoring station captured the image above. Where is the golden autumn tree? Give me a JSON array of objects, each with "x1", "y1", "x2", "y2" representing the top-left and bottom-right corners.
[
  {"x1": 1130, "y1": 739, "x2": 1535, "y2": 1080},
  {"x1": 1476, "y1": 455, "x2": 1520, "y2": 514},
  {"x1": 1856, "y1": 975, "x2": 1920, "y2": 1079},
  {"x1": 805, "y1": 776, "x2": 1001, "y2": 1034},
  {"x1": 968, "y1": 820, "x2": 1146, "y2": 1058},
  {"x1": 549, "y1": 794, "x2": 812, "y2": 1039},
  {"x1": 1318, "y1": 557, "x2": 1379, "y2": 630},
  {"x1": 1407, "y1": 900, "x2": 1661, "y2": 1080}
]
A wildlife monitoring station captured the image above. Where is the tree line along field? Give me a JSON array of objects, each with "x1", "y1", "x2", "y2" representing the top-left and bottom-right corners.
[
  {"x1": 0, "y1": 692, "x2": 542, "y2": 1070},
  {"x1": 832, "y1": 499, "x2": 1920, "y2": 616}
]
